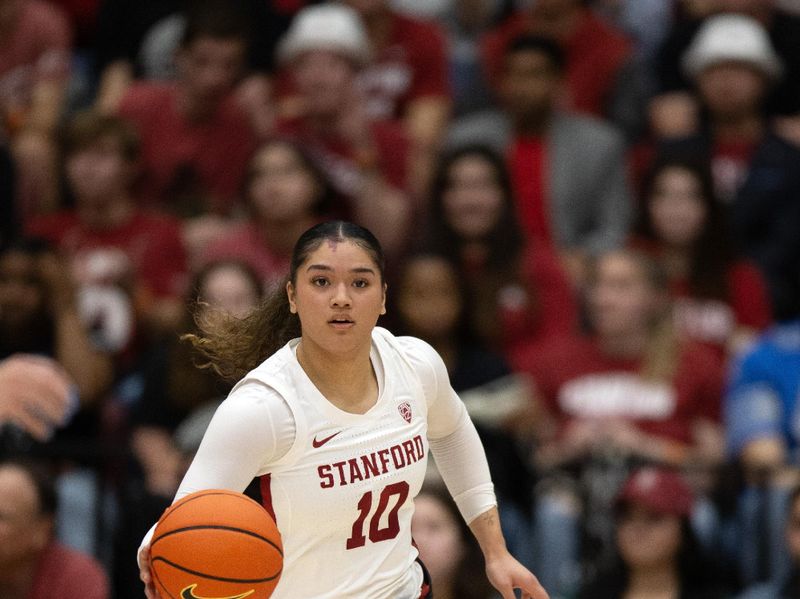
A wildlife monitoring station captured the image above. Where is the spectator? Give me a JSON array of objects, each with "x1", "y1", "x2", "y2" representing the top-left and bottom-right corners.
[
  {"x1": 659, "y1": 14, "x2": 800, "y2": 319},
  {"x1": 578, "y1": 467, "x2": 729, "y2": 599},
  {"x1": 738, "y1": 485, "x2": 800, "y2": 598},
  {"x1": 27, "y1": 111, "x2": 188, "y2": 342},
  {"x1": 0, "y1": 239, "x2": 112, "y2": 405},
  {"x1": 481, "y1": 0, "x2": 640, "y2": 133},
  {"x1": 116, "y1": 2, "x2": 256, "y2": 216},
  {"x1": 0, "y1": 141, "x2": 15, "y2": 247},
  {"x1": 726, "y1": 288, "x2": 800, "y2": 584},
  {"x1": 633, "y1": 156, "x2": 771, "y2": 358},
  {"x1": 344, "y1": 0, "x2": 452, "y2": 196},
  {"x1": 651, "y1": 0, "x2": 800, "y2": 139},
  {"x1": 275, "y1": 4, "x2": 412, "y2": 257},
  {"x1": 411, "y1": 483, "x2": 496, "y2": 599},
  {"x1": 512, "y1": 249, "x2": 724, "y2": 595},
  {"x1": 426, "y1": 144, "x2": 577, "y2": 354},
  {"x1": 202, "y1": 138, "x2": 340, "y2": 291},
  {"x1": 451, "y1": 36, "x2": 632, "y2": 284},
  {"x1": 0, "y1": 458, "x2": 109, "y2": 599},
  {"x1": 1, "y1": 0, "x2": 72, "y2": 217}
]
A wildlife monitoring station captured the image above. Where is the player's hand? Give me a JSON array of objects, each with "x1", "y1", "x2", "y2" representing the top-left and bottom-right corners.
[
  {"x1": 0, "y1": 354, "x2": 72, "y2": 440},
  {"x1": 485, "y1": 550, "x2": 549, "y2": 599},
  {"x1": 138, "y1": 544, "x2": 162, "y2": 599}
]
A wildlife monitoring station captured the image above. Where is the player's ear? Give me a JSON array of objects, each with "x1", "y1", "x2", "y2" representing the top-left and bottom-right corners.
[
  {"x1": 286, "y1": 281, "x2": 297, "y2": 314},
  {"x1": 380, "y1": 283, "x2": 387, "y2": 315}
]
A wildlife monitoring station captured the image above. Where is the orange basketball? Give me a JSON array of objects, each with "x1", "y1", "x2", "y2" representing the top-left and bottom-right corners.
[{"x1": 150, "y1": 489, "x2": 283, "y2": 599}]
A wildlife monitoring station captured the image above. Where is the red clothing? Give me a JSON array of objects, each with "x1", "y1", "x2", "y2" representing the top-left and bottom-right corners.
[
  {"x1": 509, "y1": 135, "x2": 552, "y2": 245},
  {"x1": 202, "y1": 222, "x2": 291, "y2": 292},
  {"x1": 0, "y1": 0, "x2": 71, "y2": 134},
  {"x1": 28, "y1": 541, "x2": 109, "y2": 599},
  {"x1": 357, "y1": 11, "x2": 450, "y2": 120},
  {"x1": 671, "y1": 261, "x2": 772, "y2": 353},
  {"x1": 117, "y1": 83, "x2": 256, "y2": 214},
  {"x1": 27, "y1": 209, "x2": 187, "y2": 299},
  {"x1": 481, "y1": 8, "x2": 631, "y2": 118},
  {"x1": 511, "y1": 335, "x2": 723, "y2": 443},
  {"x1": 276, "y1": 116, "x2": 409, "y2": 198}
]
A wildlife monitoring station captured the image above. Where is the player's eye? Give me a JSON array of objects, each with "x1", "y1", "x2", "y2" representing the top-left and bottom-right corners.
[
  {"x1": 312, "y1": 277, "x2": 329, "y2": 287},
  {"x1": 352, "y1": 279, "x2": 368, "y2": 289}
]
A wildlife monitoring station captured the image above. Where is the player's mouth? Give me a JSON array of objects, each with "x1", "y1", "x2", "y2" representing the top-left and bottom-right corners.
[{"x1": 328, "y1": 316, "x2": 355, "y2": 329}]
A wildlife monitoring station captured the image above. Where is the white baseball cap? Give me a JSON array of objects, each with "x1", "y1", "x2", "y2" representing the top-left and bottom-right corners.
[
  {"x1": 682, "y1": 14, "x2": 783, "y2": 81},
  {"x1": 277, "y1": 4, "x2": 371, "y2": 67}
]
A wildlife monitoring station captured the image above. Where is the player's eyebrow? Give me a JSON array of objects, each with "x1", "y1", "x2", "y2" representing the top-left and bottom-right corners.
[{"x1": 306, "y1": 265, "x2": 377, "y2": 275}]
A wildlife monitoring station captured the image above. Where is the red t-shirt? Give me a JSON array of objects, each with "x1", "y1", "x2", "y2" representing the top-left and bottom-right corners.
[
  {"x1": 0, "y1": 0, "x2": 71, "y2": 134},
  {"x1": 28, "y1": 541, "x2": 109, "y2": 599},
  {"x1": 357, "y1": 11, "x2": 450, "y2": 120},
  {"x1": 202, "y1": 222, "x2": 291, "y2": 292},
  {"x1": 27, "y1": 209, "x2": 188, "y2": 300},
  {"x1": 117, "y1": 83, "x2": 256, "y2": 215},
  {"x1": 509, "y1": 135, "x2": 552, "y2": 245},
  {"x1": 276, "y1": 116, "x2": 410, "y2": 198},
  {"x1": 671, "y1": 261, "x2": 772, "y2": 353},
  {"x1": 511, "y1": 335, "x2": 723, "y2": 443},
  {"x1": 481, "y1": 8, "x2": 631, "y2": 118}
]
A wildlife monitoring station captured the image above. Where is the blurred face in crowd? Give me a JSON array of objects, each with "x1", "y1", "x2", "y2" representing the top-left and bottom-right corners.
[
  {"x1": 397, "y1": 256, "x2": 462, "y2": 340},
  {"x1": 0, "y1": 465, "x2": 51, "y2": 572},
  {"x1": 0, "y1": 250, "x2": 45, "y2": 330},
  {"x1": 786, "y1": 494, "x2": 800, "y2": 562},
  {"x1": 411, "y1": 493, "x2": 465, "y2": 584},
  {"x1": 617, "y1": 503, "x2": 683, "y2": 569},
  {"x1": 442, "y1": 154, "x2": 504, "y2": 240},
  {"x1": 65, "y1": 136, "x2": 134, "y2": 205},
  {"x1": 199, "y1": 263, "x2": 261, "y2": 320},
  {"x1": 0, "y1": 0, "x2": 23, "y2": 32},
  {"x1": 177, "y1": 36, "x2": 246, "y2": 108},
  {"x1": 696, "y1": 61, "x2": 768, "y2": 122},
  {"x1": 247, "y1": 142, "x2": 322, "y2": 224},
  {"x1": 648, "y1": 167, "x2": 708, "y2": 249},
  {"x1": 721, "y1": 0, "x2": 774, "y2": 16},
  {"x1": 588, "y1": 252, "x2": 663, "y2": 339},
  {"x1": 501, "y1": 49, "x2": 561, "y2": 131},
  {"x1": 525, "y1": 0, "x2": 580, "y2": 18},
  {"x1": 292, "y1": 50, "x2": 356, "y2": 117}
]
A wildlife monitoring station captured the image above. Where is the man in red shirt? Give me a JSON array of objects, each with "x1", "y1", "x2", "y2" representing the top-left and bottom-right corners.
[
  {"x1": 27, "y1": 111, "x2": 188, "y2": 344},
  {"x1": 116, "y1": 4, "x2": 256, "y2": 216},
  {"x1": 275, "y1": 4, "x2": 412, "y2": 257},
  {"x1": 344, "y1": 0, "x2": 451, "y2": 195},
  {"x1": 482, "y1": 0, "x2": 633, "y2": 125},
  {"x1": 0, "y1": 459, "x2": 109, "y2": 599}
]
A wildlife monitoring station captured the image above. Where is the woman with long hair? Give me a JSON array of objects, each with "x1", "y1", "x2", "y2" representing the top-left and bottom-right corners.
[
  {"x1": 634, "y1": 157, "x2": 771, "y2": 356},
  {"x1": 137, "y1": 221, "x2": 548, "y2": 599},
  {"x1": 427, "y1": 144, "x2": 576, "y2": 354}
]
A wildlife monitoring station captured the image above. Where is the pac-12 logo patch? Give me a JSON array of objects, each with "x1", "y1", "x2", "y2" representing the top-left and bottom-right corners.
[{"x1": 398, "y1": 402, "x2": 412, "y2": 423}]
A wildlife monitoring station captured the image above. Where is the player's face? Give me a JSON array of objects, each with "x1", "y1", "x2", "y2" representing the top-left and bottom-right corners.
[
  {"x1": 247, "y1": 143, "x2": 321, "y2": 222},
  {"x1": 442, "y1": 155, "x2": 504, "y2": 240},
  {"x1": 648, "y1": 167, "x2": 707, "y2": 248},
  {"x1": 397, "y1": 257, "x2": 461, "y2": 339},
  {"x1": 616, "y1": 504, "x2": 682, "y2": 568},
  {"x1": 411, "y1": 494, "x2": 464, "y2": 583},
  {"x1": 287, "y1": 240, "x2": 386, "y2": 356},
  {"x1": 588, "y1": 253, "x2": 661, "y2": 338},
  {"x1": 0, "y1": 466, "x2": 51, "y2": 567}
]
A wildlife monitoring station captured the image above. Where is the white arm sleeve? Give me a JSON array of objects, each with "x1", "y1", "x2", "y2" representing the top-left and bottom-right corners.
[
  {"x1": 399, "y1": 337, "x2": 497, "y2": 524},
  {"x1": 137, "y1": 380, "x2": 296, "y2": 563}
]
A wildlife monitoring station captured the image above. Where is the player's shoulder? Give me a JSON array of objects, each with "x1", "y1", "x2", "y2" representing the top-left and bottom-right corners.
[
  {"x1": 374, "y1": 327, "x2": 438, "y2": 363},
  {"x1": 236, "y1": 341, "x2": 299, "y2": 397}
]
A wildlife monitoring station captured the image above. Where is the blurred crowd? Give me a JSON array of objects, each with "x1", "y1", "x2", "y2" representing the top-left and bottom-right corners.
[{"x1": 2, "y1": 0, "x2": 800, "y2": 597}]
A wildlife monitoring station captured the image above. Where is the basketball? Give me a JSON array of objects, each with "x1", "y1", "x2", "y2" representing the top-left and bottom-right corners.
[{"x1": 149, "y1": 489, "x2": 283, "y2": 599}]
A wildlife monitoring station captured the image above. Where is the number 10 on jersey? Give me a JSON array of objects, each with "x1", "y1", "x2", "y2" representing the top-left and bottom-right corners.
[{"x1": 346, "y1": 481, "x2": 410, "y2": 549}]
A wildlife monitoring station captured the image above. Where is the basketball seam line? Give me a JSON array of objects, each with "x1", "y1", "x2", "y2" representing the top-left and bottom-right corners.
[
  {"x1": 152, "y1": 525, "x2": 284, "y2": 556},
  {"x1": 151, "y1": 556, "x2": 282, "y2": 583}
]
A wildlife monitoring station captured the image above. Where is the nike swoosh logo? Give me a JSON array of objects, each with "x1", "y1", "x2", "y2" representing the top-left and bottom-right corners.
[
  {"x1": 180, "y1": 584, "x2": 254, "y2": 599},
  {"x1": 312, "y1": 431, "x2": 341, "y2": 448}
]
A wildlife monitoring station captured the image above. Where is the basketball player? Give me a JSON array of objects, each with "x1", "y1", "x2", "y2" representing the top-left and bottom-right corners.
[{"x1": 138, "y1": 221, "x2": 548, "y2": 599}]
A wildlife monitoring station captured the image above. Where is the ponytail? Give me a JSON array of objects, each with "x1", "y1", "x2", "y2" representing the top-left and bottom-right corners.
[{"x1": 183, "y1": 275, "x2": 301, "y2": 382}]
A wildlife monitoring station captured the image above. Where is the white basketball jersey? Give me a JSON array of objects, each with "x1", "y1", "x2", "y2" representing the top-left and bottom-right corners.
[{"x1": 238, "y1": 328, "x2": 430, "y2": 598}]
